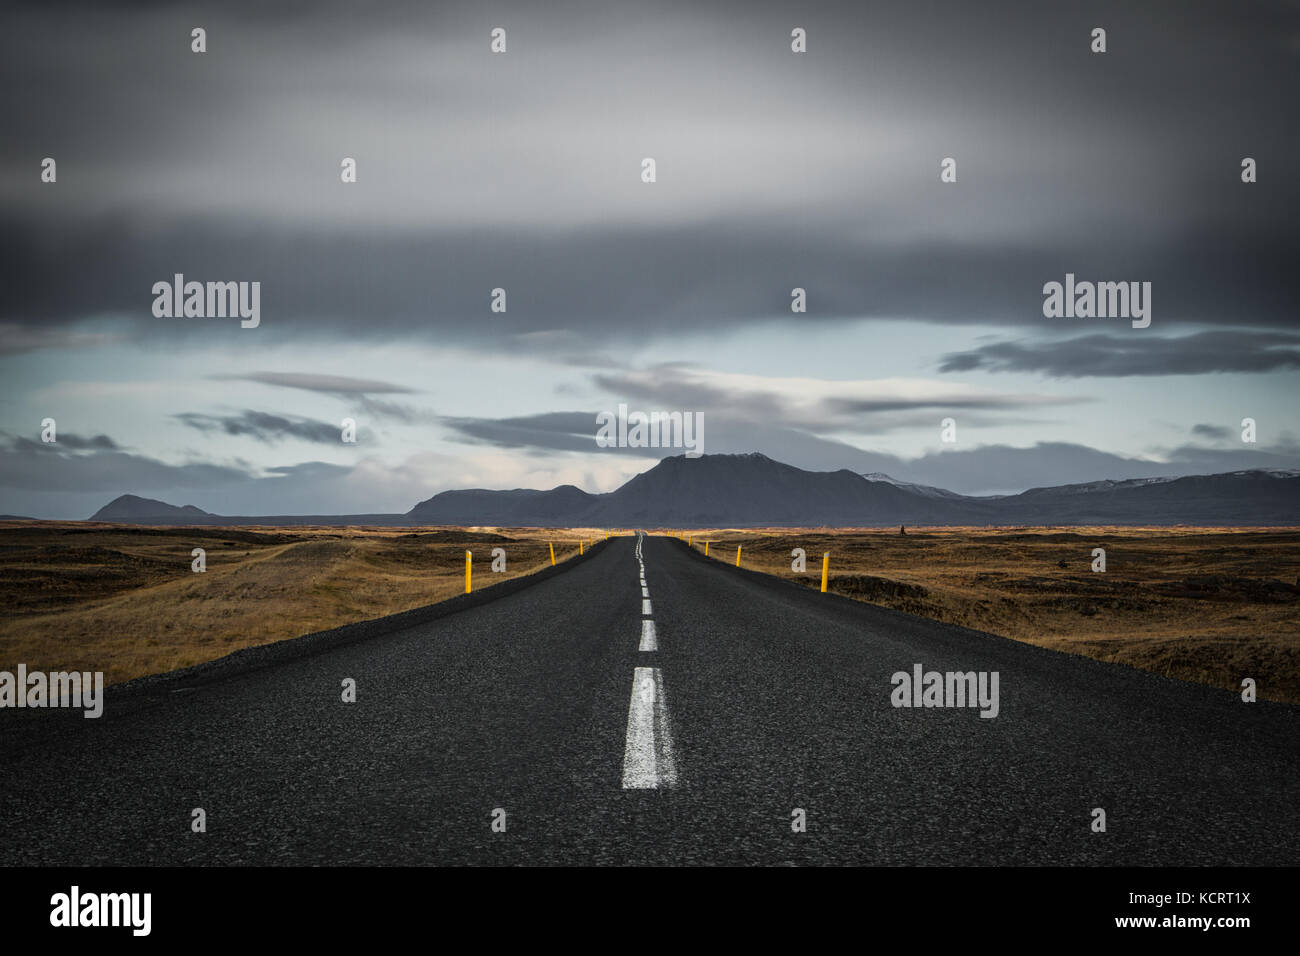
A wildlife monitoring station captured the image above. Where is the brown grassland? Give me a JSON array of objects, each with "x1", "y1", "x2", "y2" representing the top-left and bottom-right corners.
[
  {"x1": 679, "y1": 527, "x2": 1300, "y2": 704},
  {"x1": 0, "y1": 522, "x2": 612, "y2": 687},
  {"x1": 2, "y1": 523, "x2": 1297, "y2": 704}
]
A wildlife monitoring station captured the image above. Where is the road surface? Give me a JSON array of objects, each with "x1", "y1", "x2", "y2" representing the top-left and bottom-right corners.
[{"x1": 1, "y1": 532, "x2": 1295, "y2": 865}]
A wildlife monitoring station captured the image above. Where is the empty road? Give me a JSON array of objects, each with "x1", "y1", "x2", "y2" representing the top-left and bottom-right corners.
[{"x1": 1, "y1": 532, "x2": 1296, "y2": 865}]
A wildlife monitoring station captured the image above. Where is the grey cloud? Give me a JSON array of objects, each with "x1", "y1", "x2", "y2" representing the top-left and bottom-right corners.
[
  {"x1": 2, "y1": 219, "x2": 1296, "y2": 347},
  {"x1": 939, "y1": 331, "x2": 1300, "y2": 377},
  {"x1": 217, "y1": 372, "x2": 416, "y2": 395},
  {"x1": 441, "y1": 412, "x2": 607, "y2": 454},
  {"x1": 175, "y1": 410, "x2": 347, "y2": 445},
  {"x1": 4, "y1": 432, "x2": 121, "y2": 453},
  {"x1": 264, "y1": 460, "x2": 354, "y2": 481},
  {"x1": 430, "y1": 409, "x2": 1300, "y2": 496},
  {"x1": 1, "y1": 0, "x2": 1297, "y2": 344},
  {"x1": 213, "y1": 372, "x2": 428, "y2": 424},
  {"x1": 0, "y1": 324, "x2": 125, "y2": 356},
  {"x1": 592, "y1": 365, "x2": 1081, "y2": 433},
  {"x1": 1192, "y1": 423, "x2": 1233, "y2": 441},
  {"x1": 0, "y1": 443, "x2": 250, "y2": 494},
  {"x1": 0, "y1": 442, "x2": 384, "y2": 518}
]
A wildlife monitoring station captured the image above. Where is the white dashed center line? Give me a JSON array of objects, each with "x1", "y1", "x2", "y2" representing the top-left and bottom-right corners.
[
  {"x1": 640, "y1": 619, "x2": 657, "y2": 651},
  {"x1": 621, "y1": 666, "x2": 678, "y2": 789}
]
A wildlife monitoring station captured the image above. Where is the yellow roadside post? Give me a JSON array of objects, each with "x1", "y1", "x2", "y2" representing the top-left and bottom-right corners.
[
  {"x1": 704, "y1": 541, "x2": 709, "y2": 556},
  {"x1": 579, "y1": 540, "x2": 584, "y2": 555},
  {"x1": 736, "y1": 545, "x2": 742, "y2": 567},
  {"x1": 465, "y1": 550, "x2": 472, "y2": 594},
  {"x1": 821, "y1": 552, "x2": 830, "y2": 593},
  {"x1": 549, "y1": 542, "x2": 555, "y2": 566}
]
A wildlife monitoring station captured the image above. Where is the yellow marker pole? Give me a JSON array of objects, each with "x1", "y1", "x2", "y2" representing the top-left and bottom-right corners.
[
  {"x1": 704, "y1": 541, "x2": 709, "y2": 556},
  {"x1": 688, "y1": 535, "x2": 692, "y2": 547},
  {"x1": 736, "y1": 545, "x2": 742, "y2": 567},
  {"x1": 821, "y1": 552, "x2": 830, "y2": 593},
  {"x1": 579, "y1": 540, "x2": 584, "y2": 555},
  {"x1": 465, "y1": 550, "x2": 472, "y2": 593},
  {"x1": 549, "y1": 542, "x2": 555, "y2": 566}
]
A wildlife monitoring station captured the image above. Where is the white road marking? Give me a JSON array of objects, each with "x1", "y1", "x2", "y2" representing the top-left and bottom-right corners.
[
  {"x1": 641, "y1": 586, "x2": 649, "y2": 597},
  {"x1": 640, "y1": 619, "x2": 657, "y2": 651},
  {"x1": 621, "y1": 666, "x2": 678, "y2": 789},
  {"x1": 642, "y1": 598, "x2": 653, "y2": 615}
]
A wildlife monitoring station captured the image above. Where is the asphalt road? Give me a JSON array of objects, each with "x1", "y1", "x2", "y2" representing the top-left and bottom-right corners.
[{"x1": 1, "y1": 532, "x2": 1296, "y2": 865}]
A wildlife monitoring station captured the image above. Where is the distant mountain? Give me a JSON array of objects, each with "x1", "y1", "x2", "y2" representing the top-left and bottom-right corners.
[
  {"x1": 999, "y1": 469, "x2": 1300, "y2": 525},
  {"x1": 90, "y1": 495, "x2": 213, "y2": 522},
  {"x1": 88, "y1": 455, "x2": 1300, "y2": 527},
  {"x1": 407, "y1": 485, "x2": 597, "y2": 526},
  {"x1": 598, "y1": 453, "x2": 979, "y2": 526},
  {"x1": 86, "y1": 495, "x2": 411, "y2": 526},
  {"x1": 406, "y1": 453, "x2": 979, "y2": 526},
  {"x1": 861, "y1": 472, "x2": 971, "y2": 500},
  {"x1": 409, "y1": 454, "x2": 1300, "y2": 526}
]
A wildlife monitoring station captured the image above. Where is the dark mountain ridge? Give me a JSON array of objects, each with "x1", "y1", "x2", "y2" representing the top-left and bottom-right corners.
[{"x1": 85, "y1": 454, "x2": 1300, "y2": 527}]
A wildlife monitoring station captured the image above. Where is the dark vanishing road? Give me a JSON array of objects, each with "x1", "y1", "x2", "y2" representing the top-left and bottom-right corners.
[{"x1": 1, "y1": 533, "x2": 1296, "y2": 866}]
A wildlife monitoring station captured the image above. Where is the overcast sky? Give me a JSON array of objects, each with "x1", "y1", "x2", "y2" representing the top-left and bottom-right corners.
[{"x1": 2, "y1": 0, "x2": 1298, "y2": 517}]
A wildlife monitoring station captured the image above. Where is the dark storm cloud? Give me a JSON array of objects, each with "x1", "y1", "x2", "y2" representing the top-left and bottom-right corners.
[
  {"x1": 939, "y1": 331, "x2": 1300, "y2": 377},
  {"x1": 175, "y1": 410, "x2": 345, "y2": 444},
  {"x1": 0, "y1": 0, "x2": 1296, "y2": 344},
  {"x1": 1, "y1": 217, "x2": 1295, "y2": 346}
]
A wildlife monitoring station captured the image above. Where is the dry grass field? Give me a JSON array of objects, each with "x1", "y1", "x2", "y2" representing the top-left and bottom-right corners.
[
  {"x1": 4, "y1": 522, "x2": 1298, "y2": 704},
  {"x1": 678, "y1": 527, "x2": 1300, "y2": 704},
  {"x1": 0, "y1": 522, "x2": 615, "y2": 687}
]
